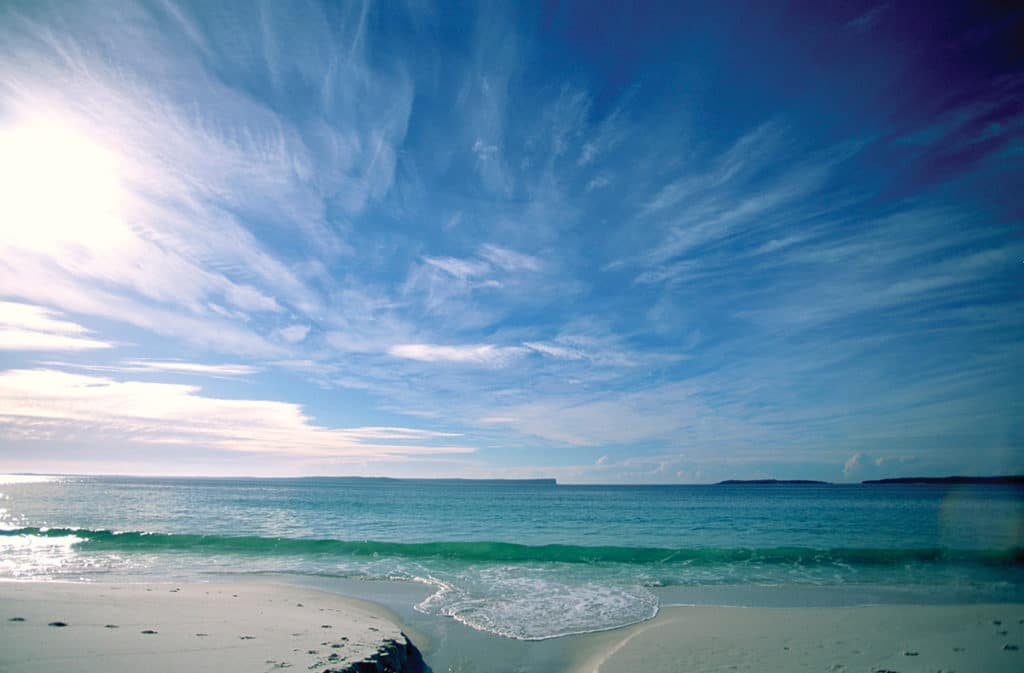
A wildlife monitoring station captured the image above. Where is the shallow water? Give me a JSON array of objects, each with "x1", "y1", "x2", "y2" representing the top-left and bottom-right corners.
[{"x1": 1, "y1": 475, "x2": 1022, "y2": 641}]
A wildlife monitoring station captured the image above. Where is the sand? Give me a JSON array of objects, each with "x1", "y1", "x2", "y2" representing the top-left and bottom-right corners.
[
  {"x1": 0, "y1": 581, "x2": 422, "y2": 673},
  {"x1": 4, "y1": 581, "x2": 1022, "y2": 673},
  {"x1": 573, "y1": 603, "x2": 1024, "y2": 673}
]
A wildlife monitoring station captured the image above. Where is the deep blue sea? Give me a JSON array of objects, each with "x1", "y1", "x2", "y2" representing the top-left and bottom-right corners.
[{"x1": 1, "y1": 475, "x2": 1022, "y2": 640}]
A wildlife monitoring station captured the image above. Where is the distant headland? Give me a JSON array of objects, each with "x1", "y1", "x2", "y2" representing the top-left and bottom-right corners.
[
  {"x1": 714, "y1": 476, "x2": 1024, "y2": 486},
  {"x1": 861, "y1": 475, "x2": 1024, "y2": 485},
  {"x1": 716, "y1": 479, "x2": 831, "y2": 485}
]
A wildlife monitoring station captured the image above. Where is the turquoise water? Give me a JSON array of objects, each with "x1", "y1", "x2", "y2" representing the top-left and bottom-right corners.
[{"x1": 1, "y1": 475, "x2": 1022, "y2": 639}]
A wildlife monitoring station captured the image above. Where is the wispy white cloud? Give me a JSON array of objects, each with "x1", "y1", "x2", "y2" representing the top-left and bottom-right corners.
[
  {"x1": 477, "y1": 244, "x2": 542, "y2": 272},
  {"x1": 276, "y1": 324, "x2": 311, "y2": 344},
  {"x1": 423, "y1": 256, "x2": 492, "y2": 279},
  {"x1": 121, "y1": 360, "x2": 261, "y2": 377},
  {"x1": 0, "y1": 301, "x2": 112, "y2": 351},
  {"x1": 0, "y1": 0, "x2": 411, "y2": 355},
  {"x1": 388, "y1": 343, "x2": 525, "y2": 366},
  {"x1": 0, "y1": 368, "x2": 473, "y2": 459}
]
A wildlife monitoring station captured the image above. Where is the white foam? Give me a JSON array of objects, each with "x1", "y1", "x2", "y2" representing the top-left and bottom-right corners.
[{"x1": 414, "y1": 565, "x2": 659, "y2": 640}]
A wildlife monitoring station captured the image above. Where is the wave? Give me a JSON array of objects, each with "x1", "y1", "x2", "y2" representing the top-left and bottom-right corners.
[{"x1": 3, "y1": 527, "x2": 1021, "y2": 567}]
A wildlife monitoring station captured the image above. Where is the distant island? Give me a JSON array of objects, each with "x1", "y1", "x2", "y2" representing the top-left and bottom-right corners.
[
  {"x1": 862, "y1": 476, "x2": 1024, "y2": 485},
  {"x1": 716, "y1": 479, "x2": 831, "y2": 485}
]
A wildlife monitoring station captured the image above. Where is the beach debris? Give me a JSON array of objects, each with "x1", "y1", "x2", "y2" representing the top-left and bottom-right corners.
[
  {"x1": 8, "y1": 617, "x2": 25, "y2": 622},
  {"x1": 1004, "y1": 644, "x2": 1019, "y2": 650},
  {"x1": 141, "y1": 629, "x2": 158, "y2": 634},
  {"x1": 48, "y1": 621, "x2": 67, "y2": 627},
  {"x1": 170, "y1": 587, "x2": 180, "y2": 592}
]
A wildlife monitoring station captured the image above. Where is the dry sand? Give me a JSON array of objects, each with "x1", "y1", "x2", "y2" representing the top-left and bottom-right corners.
[
  {"x1": 0, "y1": 581, "x2": 421, "y2": 673},
  {"x1": 573, "y1": 603, "x2": 1024, "y2": 673}
]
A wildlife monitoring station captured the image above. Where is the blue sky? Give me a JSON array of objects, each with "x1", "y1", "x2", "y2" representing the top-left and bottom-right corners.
[{"x1": 0, "y1": 0, "x2": 1020, "y2": 482}]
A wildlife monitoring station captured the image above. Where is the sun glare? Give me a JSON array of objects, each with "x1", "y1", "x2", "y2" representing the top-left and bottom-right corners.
[{"x1": 0, "y1": 121, "x2": 128, "y2": 253}]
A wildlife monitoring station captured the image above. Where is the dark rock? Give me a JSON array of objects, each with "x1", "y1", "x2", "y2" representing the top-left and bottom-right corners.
[
  {"x1": 321, "y1": 624, "x2": 332, "y2": 629},
  {"x1": 195, "y1": 633, "x2": 208, "y2": 637},
  {"x1": 48, "y1": 621, "x2": 67, "y2": 627},
  {"x1": 141, "y1": 629, "x2": 158, "y2": 634},
  {"x1": 240, "y1": 635, "x2": 256, "y2": 640},
  {"x1": 993, "y1": 620, "x2": 1002, "y2": 625},
  {"x1": 903, "y1": 651, "x2": 919, "y2": 656},
  {"x1": 1004, "y1": 644, "x2": 1019, "y2": 651},
  {"x1": 320, "y1": 633, "x2": 425, "y2": 673},
  {"x1": 105, "y1": 624, "x2": 119, "y2": 629},
  {"x1": 8, "y1": 617, "x2": 25, "y2": 622}
]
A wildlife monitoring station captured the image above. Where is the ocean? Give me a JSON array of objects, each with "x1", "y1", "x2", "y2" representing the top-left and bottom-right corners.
[{"x1": 1, "y1": 475, "x2": 1022, "y2": 642}]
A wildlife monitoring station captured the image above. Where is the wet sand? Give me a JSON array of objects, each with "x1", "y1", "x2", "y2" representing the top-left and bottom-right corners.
[{"x1": 571, "y1": 603, "x2": 1024, "y2": 673}]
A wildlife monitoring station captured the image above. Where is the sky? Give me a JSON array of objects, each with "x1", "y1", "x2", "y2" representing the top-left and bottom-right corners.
[{"x1": 0, "y1": 0, "x2": 1021, "y2": 483}]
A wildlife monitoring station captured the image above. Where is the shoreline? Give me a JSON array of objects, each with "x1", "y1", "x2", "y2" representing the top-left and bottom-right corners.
[
  {"x1": 0, "y1": 580, "x2": 425, "y2": 673},
  {"x1": 3, "y1": 578, "x2": 1023, "y2": 673}
]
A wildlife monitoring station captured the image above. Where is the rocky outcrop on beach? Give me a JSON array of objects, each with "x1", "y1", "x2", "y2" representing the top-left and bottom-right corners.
[{"x1": 324, "y1": 632, "x2": 425, "y2": 673}]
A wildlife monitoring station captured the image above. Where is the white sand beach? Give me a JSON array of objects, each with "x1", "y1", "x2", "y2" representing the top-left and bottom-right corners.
[
  {"x1": 0, "y1": 581, "x2": 422, "y2": 673},
  {"x1": 573, "y1": 603, "x2": 1024, "y2": 673},
  {"x1": 2, "y1": 580, "x2": 1023, "y2": 673}
]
